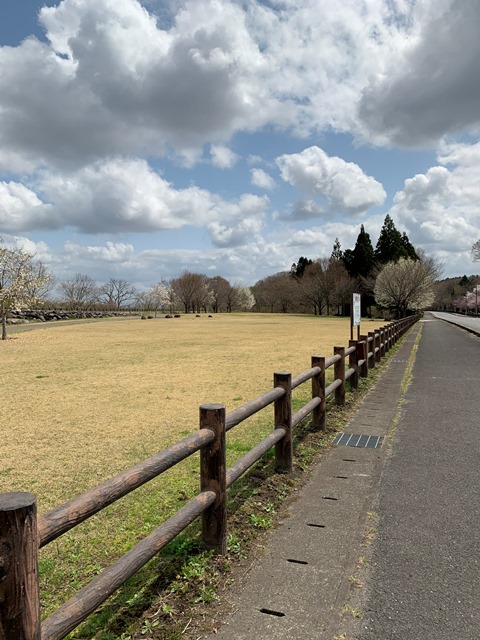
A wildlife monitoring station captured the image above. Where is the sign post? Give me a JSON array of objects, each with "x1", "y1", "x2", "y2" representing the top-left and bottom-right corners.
[{"x1": 351, "y1": 293, "x2": 361, "y2": 340}]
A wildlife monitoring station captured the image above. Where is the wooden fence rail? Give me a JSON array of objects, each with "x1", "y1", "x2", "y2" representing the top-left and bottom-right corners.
[{"x1": 0, "y1": 315, "x2": 419, "y2": 639}]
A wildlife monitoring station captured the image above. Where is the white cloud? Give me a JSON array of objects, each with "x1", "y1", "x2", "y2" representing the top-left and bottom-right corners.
[
  {"x1": 0, "y1": 159, "x2": 269, "y2": 237},
  {"x1": 388, "y1": 143, "x2": 480, "y2": 262},
  {"x1": 276, "y1": 146, "x2": 386, "y2": 216},
  {"x1": 210, "y1": 145, "x2": 239, "y2": 169},
  {"x1": 0, "y1": 181, "x2": 54, "y2": 231},
  {"x1": 0, "y1": 0, "x2": 422, "y2": 171},
  {"x1": 250, "y1": 168, "x2": 275, "y2": 190},
  {"x1": 359, "y1": 0, "x2": 480, "y2": 145}
]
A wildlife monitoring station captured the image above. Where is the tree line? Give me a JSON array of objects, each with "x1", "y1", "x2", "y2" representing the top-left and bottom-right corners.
[
  {"x1": 254, "y1": 215, "x2": 439, "y2": 318},
  {"x1": 5, "y1": 217, "x2": 477, "y2": 341}
]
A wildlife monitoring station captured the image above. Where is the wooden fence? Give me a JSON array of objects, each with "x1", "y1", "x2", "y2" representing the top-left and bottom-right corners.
[{"x1": 0, "y1": 315, "x2": 418, "y2": 639}]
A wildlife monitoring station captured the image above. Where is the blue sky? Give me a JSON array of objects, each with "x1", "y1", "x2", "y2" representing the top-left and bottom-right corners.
[{"x1": 1, "y1": 0, "x2": 479, "y2": 288}]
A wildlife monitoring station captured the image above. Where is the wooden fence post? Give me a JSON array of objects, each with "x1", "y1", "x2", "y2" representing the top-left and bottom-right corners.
[
  {"x1": 375, "y1": 332, "x2": 381, "y2": 363},
  {"x1": 379, "y1": 329, "x2": 385, "y2": 358},
  {"x1": 274, "y1": 372, "x2": 292, "y2": 473},
  {"x1": 311, "y1": 356, "x2": 326, "y2": 431},
  {"x1": 368, "y1": 332, "x2": 376, "y2": 368},
  {"x1": 385, "y1": 324, "x2": 391, "y2": 352},
  {"x1": 359, "y1": 334, "x2": 369, "y2": 377},
  {"x1": 0, "y1": 492, "x2": 41, "y2": 640},
  {"x1": 348, "y1": 340, "x2": 359, "y2": 390},
  {"x1": 200, "y1": 404, "x2": 227, "y2": 554},
  {"x1": 334, "y1": 346, "x2": 346, "y2": 406}
]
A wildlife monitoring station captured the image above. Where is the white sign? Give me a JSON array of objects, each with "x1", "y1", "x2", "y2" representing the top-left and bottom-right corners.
[{"x1": 353, "y1": 293, "x2": 361, "y2": 326}]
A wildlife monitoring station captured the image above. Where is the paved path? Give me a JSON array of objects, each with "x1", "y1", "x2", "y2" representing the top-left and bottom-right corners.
[
  {"x1": 205, "y1": 315, "x2": 480, "y2": 639},
  {"x1": 356, "y1": 313, "x2": 480, "y2": 639},
  {"x1": 430, "y1": 310, "x2": 480, "y2": 336},
  {"x1": 206, "y1": 323, "x2": 422, "y2": 639}
]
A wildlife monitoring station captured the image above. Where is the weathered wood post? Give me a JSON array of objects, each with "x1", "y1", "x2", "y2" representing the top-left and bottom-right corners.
[
  {"x1": 200, "y1": 404, "x2": 227, "y2": 554},
  {"x1": 368, "y1": 332, "x2": 376, "y2": 368},
  {"x1": 0, "y1": 493, "x2": 41, "y2": 640},
  {"x1": 348, "y1": 340, "x2": 359, "y2": 390},
  {"x1": 334, "y1": 346, "x2": 346, "y2": 406},
  {"x1": 274, "y1": 372, "x2": 292, "y2": 473},
  {"x1": 385, "y1": 324, "x2": 391, "y2": 352},
  {"x1": 359, "y1": 334, "x2": 369, "y2": 377},
  {"x1": 375, "y1": 332, "x2": 381, "y2": 363},
  {"x1": 311, "y1": 356, "x2": 326, "y2": 431},
  {"x1": 379, "y1": 329, "x2": 385, "y2": 358}
]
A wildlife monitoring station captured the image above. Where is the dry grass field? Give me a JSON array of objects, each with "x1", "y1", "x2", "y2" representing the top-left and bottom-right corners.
[{"x1": 1, "y1": 312, "x2": 386, "y2": 630}]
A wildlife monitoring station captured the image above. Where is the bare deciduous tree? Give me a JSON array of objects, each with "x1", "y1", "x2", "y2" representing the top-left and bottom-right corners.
[
  {"x1": 374, "y1": 256, "x2": 442, "y2": 318},
  {"x1": 171, "y1": 271, "x2": 210, "y2": 313},
  {"x1": 59, "y1": 273, "x2": 99, "y2": 310},
  {"x1": 99, "y1": 278, "x2": 137, "y2": 310},
  {"x1": 0, "y1": 242, "x2": 53, "y2": 340},
  {"x1": 208, "y1": 276, "x2": 231, "y2": 313}
]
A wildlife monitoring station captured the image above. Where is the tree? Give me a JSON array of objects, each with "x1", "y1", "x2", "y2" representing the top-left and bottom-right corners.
[
  {"x1": 135, "y1": 282, "x2": 171, "y2": 315},
  {"x1": 472, "y1": 239, "x2": 480, "y2": 262},
  {"x1": 402, "y1": 232, "x2": 418, "y2": 260},
  {"x1": 234, "y1": 286, "x2": 255, "y2": 311},
  {"x1": 59, "y1": 273, "x2": 99, "y2": 310},
  {"x1": 298, "y1": 260, "x2": 328, "y2": 315},
  {"x1": 23, "y1": 260, "x2": 56, "y2": 307},
  {"x1": 374, "y1": 256, "x2": 441, "y2": 318},
  {"x1": 0, "y1": 243, "x2": 52, "y2": 340},
  {"x1": 328, "y1": 259, "x2": 356, "y2": 315},
  {"x1": 207, "y1": 276, "x2": 231, "y2": 312},
  {"x1": 375, "y1": 215, "x2": 416, "y2": 264},
  {"x1": 345, "y1": 225, "x2": 375, "y2": 279},
  {"x1": 331, "y1": 238, "x2": 343, "y2": 261},
  {"x1": 99, "y1": 278, "x2": 137, "y2": 310},
  {"x1": 253, "y1": 272, "x2": 298, "y2": 313},
  {"x1": 290, "y1": 256, "x2": 313, "y2": 279},
  {"x1": 171, "y1": 271, "x2": 210, "y2": 313}
]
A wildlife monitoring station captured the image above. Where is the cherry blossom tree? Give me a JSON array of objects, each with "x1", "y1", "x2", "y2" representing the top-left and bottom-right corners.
[
  {"x1": 374, "y1": 256, "x2": 441, "y2": 318},
  {"x1": 0, "y1": 242, "x2": 52, "y2": 340}
]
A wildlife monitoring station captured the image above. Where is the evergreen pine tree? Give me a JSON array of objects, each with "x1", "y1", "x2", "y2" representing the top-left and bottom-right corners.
[
  {"x1": 401, "y1": 232, "x2": 418, "y2": 260},
  {"x1": 375, "y1": 215, "x2": 409, "y2": 264},
  {"x1": 348, "y1": 225, "x2": 375, "y2": 278},
  {"x1": 331, "y1": 238, "x2": 343, "y2": 261},
  {"x1": 290, "y1": 256, "x2": 313, "y2": 279}
]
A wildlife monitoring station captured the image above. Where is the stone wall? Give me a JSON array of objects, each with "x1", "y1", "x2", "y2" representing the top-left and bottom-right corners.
[{"x1": 6, "y1": 310, "x2": 137, "y2": 324}]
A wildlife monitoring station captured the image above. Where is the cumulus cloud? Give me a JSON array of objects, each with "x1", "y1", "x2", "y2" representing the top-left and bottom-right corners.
[
  {"x1": 388, "y1": 142, "x2": 480, "y2": 261},
  {"x1": 250, "y1": 168, "x2": 275, "y2": 190},
  {"x1": 0, "y1": 0, "x2": 422, "y2": 171},
  {"x1": 210, "y1": 145, "x2": 239, "y2": 169},
  {"x1": 0, "y1": 0, "x2": 273, "y2": 169},
  {"x1": 0, "y1": 181, "x2": 54, "y2": 231},
  {"x1": 276, "y1": 146, "x2": 386, "y2": 217},
  {"x1": 0, "y1": 158, "x2": 269, "y2": 237},
  {"x1": 359, "y1": 0, "x2": 480, "y2": 145}
]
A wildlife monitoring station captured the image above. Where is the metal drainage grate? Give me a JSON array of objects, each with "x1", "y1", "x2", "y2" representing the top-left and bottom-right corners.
[{"x1": 333, "y1": 433, "x2": 384, "y2": 448}]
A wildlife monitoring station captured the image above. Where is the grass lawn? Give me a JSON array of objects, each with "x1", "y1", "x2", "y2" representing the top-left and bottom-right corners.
[{"x1": 0, "y1": 312, "x2": 386, "y2": 633}]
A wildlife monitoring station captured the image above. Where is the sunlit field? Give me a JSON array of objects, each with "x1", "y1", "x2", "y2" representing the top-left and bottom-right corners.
[{"x1": 1, "y1": 312, "x2": 386, "y2": 628}]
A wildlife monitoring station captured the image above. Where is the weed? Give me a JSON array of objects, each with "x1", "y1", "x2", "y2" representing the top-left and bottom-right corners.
[
  {"x1": 342, "y1": 604, "x2": 363, "y2": 619},
  {"x1": 348, "y1": 575, "x2": 364, "y2": 589},
  {"x1": 248, "y1": 513, "x2": 272, "y2": 529}
]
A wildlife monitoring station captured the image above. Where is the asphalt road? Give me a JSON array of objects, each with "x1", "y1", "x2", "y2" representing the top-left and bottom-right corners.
[
  {"x1": 431, "y1": 311, "x2": 480, "y2": 336},
  {"x1": 357, "y1": 314, "x2": 480, "y2": 639}
]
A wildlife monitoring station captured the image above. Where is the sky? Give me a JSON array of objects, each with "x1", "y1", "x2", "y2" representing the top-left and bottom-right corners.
[{"x1": 1, "y1": 0, "x2": 479, "y2": 290}]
